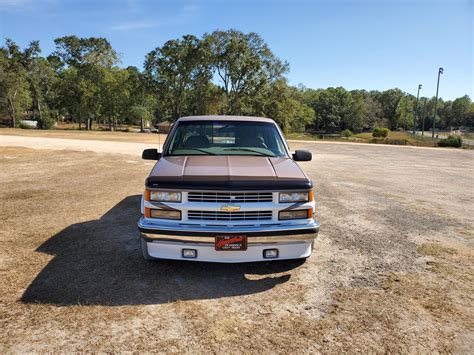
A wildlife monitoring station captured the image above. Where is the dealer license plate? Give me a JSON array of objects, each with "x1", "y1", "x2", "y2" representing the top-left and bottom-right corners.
[{"x1": 215, "y1": 235, "x2": 247, "y2": 251}]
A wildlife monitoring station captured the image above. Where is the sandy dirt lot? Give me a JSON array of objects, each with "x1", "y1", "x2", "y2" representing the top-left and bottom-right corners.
[{"x1": 1, "y1": 133, "x2": 473, "y2": 353}]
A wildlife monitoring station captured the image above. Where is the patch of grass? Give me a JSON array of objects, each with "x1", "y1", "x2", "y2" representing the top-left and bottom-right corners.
[
  {"x1": 354, "y1": 131, "x2": 438, "y2": 147},
  {"x1": 286, "y1": 132, "x2": 321, "y2": 141},
  {"x1": 417, "y1": 243, "x2": 456, "y2": 257}
]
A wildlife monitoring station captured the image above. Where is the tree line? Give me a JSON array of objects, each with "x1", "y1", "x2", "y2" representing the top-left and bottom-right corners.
[{"x1": 1, "y1": 30, "x2": 473, "y2": 133}]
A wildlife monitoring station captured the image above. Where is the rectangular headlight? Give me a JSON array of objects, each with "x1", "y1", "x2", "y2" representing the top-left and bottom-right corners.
[
  {"x1": 150, "y1": 209, "x2": 181, "y2": 220},
  {"x1": 149, "y1": 191, "x2": 181, "y2": 202},
  {"x1": 279, "y1": 192, "x2": 310, "y2": 203},
  {"x1": 279, "y1": 209, "x2": 311, "y2": 220}
]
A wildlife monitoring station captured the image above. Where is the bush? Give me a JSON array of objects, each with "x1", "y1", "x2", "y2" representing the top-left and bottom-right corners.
[
  {"x1": 37, "y1": 116, "x2": 56, "y2": 130},
  {"x1": 438, "y1": 135, "x2": 462, "y2": 148},
  {"x1": 341, "y1": 129, "x2": 353, "y2": 138},
  {"x1": 372, "y1": 127, "x2": 390, "y2": 138}
]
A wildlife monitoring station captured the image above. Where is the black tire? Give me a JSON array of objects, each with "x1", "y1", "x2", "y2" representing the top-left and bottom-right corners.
[{"x1": 140, "y1": 237, "x2": 158, "y2": 261}]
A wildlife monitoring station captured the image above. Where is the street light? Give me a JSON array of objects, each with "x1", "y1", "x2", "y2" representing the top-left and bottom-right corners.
[
  {"x1": 432, "y1": 67, "x2": 444, "y2": 140},
  {"x1": 413, "y1": 84, "x2": 422, "y2": 135}
]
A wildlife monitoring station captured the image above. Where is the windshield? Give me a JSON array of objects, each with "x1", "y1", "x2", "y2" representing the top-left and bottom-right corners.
[{"x1": 166, "y1": 120, "x2": 288, "y2": 157}]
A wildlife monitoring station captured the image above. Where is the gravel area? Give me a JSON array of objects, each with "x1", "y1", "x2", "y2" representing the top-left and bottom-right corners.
[{"x1": 1, "y1": 134, "x2": 473, "y2": 352}]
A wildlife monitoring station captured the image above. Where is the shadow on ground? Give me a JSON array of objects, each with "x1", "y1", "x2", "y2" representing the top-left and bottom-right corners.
[{"x1": 21, "y1": 195, "x2": 303, "y2": 306}]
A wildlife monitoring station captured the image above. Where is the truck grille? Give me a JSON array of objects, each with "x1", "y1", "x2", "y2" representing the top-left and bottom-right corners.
[
  {"x1": 187, "y1": 192, "x2": 273, "y2": 203},
  {"x1": 188, "y1": 210, "x2": 273, "y2": 221}
]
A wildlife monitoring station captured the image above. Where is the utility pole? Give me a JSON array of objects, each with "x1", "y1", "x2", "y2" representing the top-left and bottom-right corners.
[
  {"x1": 413, "y1": 84, "x2": 422, "y2": 135},
  {"x1": 421, "y1": 98, "x2": 427, "y2": 136},
  {"x1": 432, "y1": 67, "x2": 444, "y2": 140}
]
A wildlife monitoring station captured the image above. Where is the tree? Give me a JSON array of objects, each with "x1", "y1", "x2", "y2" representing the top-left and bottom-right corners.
[
  {"x1": 53, "y1": 36, "x2": 119, "y2": 129},
  {"x1": 99, "y1": 67, "x2": 129, "y2": 130},
  {"x1": 0, "y1": 39, "x2": 35, "y2": 127},
  {"x1": 464, "y1": 102, "x2": 474, "y2": 127},
  {"x1": 205, "y1": 29, "x2": 288, "y2": 115},
  {"x1": 27, "y1": 56, "x2": 60, "y2": 129},
  {"x1": 145, "y1": 35, "x2": 212, "y2": 120},
  {"x1": 252, "y1": 79, "x2": 314, "y2": 133},
  {"x1": 395, "y1": 94, "x2": 415, "y2": 131},
  {"x1": 125, "y1": 66, "x2": 156, "y2": 129},
  {"x1": 438, "y1": 100, "x2": 453, "y2": 129},
  {"x1": 53, "y1": 36, "x2": 118, "y2": 68},
  {"x1": 311, "y1": 87, "x2": 353, "y2": 132},
  {"x1": 375, "y1": 89, "x2": 405, "y2": 130},
  {"x1": 347, "y1": 91, "x2": 365, "y2": 132},
  {"x1": 451, "y1": 95, "x2": 471, "y2": 127},
  {"x1": 129, "y1": 105, "x2": 152, "y2": 131},
  {"x1": 364, "y1": 93, "x2": 383, "y2": 129}
]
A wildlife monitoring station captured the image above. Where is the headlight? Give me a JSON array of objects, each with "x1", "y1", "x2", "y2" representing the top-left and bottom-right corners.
[
  {"x1": 279, "y1": 191, "x2": 312, "y2": 203},
  {"x1": 148, "y1": 191, "x2": 181, "y2": 202},
  {"x1": 149, "y1": 209, "x2": 181, "y2": 220},
  {"x1": 279, "y1": 209, "x2": 312, "y2": 220}
]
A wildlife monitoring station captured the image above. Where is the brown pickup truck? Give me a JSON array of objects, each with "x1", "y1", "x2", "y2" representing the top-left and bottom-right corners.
[{"x1": 138, "y1": 115, "x2": 319, "y2": 262}]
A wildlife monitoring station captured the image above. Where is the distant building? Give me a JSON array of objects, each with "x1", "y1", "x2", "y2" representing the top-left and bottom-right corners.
[{"x1": 156, "y1": 120, "x2": 172, "y2": 133}]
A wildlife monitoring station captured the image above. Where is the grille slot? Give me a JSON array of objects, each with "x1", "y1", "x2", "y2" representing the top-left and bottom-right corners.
[
  {"x1": 188, "y1": 210, "x2": 273, "y2": 221},
  {"x1": 187, "y1": 192, "x2": 273, "y2": 203}
]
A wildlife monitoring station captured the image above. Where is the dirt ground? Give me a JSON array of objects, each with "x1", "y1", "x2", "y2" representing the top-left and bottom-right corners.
[
  {"x1": 0, "y1": 133, "x2": 473, "y2": 353},
  {"x1": 0, "y1": 128, "x2": 167, "y2": 143}
]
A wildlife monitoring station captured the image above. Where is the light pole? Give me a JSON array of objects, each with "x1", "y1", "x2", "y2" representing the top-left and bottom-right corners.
[
  {"x1": 413, "y1": 84, "x2": 422, "y2": 135},
  {"x1": 432, "y1": 67, "x2": 444, "y2": 140},
  {"x1": 421, "y1": 97, "x2": 427, "y2": 136}
]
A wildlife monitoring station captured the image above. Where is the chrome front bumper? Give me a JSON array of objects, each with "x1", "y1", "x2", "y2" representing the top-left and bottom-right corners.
[{"x1": 138, "y1": 217, "x2": 319, "y2": 245}]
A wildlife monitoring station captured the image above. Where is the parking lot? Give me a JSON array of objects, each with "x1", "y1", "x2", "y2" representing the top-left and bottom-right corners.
[{"x1": 1, "y1": 132, "x2": 473, "y2": 352}]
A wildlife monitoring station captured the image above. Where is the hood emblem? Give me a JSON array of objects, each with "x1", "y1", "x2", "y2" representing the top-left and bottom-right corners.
[{"x1": 221, "y1": 204, "x2": 241, "y2": 212}]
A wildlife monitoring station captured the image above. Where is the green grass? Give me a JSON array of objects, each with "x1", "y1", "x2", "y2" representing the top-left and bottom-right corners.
[
  {"x1": 353, "y1": 131, "x2": 437, "y2": 146},
  {"x1": 286, "y1": 132, "x2": 321, "y2": 141}
]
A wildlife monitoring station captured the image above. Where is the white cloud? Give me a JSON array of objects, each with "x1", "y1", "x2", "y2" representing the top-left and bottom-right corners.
[
  {"x1": 110, "y1": 20, "x2": 157, "y2": 31},
  {"x1": 109, "y1": 3, "x2": 198, "y2": 31},
  {"x1": 0, "y1": 0, "x2": 56, "y2": 10},
  {"x1": 0, "y1": 0, "x2": 31, "y2": 8}
]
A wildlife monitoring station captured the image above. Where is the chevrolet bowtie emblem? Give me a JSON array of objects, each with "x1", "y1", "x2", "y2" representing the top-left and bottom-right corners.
[{"x1": 220, "y1": 204, "x2": 241, "y2": 212}]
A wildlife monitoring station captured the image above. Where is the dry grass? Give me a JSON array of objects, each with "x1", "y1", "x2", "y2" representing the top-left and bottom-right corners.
[{"x1": 1, "y1": 141, "x2": 473, "y2": 352}]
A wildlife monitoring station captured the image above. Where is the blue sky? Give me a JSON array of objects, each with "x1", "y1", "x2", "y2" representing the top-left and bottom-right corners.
[{"x1": 1, "y1": 0, "x2": 472, "y2": 99}]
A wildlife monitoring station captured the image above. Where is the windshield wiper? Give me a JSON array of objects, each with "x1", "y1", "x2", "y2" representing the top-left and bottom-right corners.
[
  {"x1": 223, "y1": 148, "x2": 274, "y2": 157},
  {"x1": 171, "y1": 148, "x2": 216, "y2": 155}
]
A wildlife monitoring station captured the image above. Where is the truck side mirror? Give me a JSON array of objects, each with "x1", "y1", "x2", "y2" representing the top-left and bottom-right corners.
[
  {"x1": 142, "y1": 149, "x2": 161, "y2": 160},
  {"x1": 293, "y1": 150, "x2": 312, "y2": 162}
]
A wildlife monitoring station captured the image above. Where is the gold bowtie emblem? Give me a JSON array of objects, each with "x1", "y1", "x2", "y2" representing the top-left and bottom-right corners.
[{"x1": 220, "y1": 204, "x2": 241, "y2": 212}]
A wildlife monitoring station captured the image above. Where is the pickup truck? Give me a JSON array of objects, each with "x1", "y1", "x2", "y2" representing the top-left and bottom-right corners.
[{"x1": 138, "y1": 116, "x2": 319, "y2": 262}]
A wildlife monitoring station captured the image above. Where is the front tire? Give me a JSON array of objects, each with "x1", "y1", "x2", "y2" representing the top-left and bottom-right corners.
[{"x1": 140, "y1": 237, "x2": 158, "y2": 261}]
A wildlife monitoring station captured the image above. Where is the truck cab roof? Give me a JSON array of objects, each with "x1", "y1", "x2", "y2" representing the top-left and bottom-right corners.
[{"x1": 177, "y1": 115, "x2": 276, "y2": 123}]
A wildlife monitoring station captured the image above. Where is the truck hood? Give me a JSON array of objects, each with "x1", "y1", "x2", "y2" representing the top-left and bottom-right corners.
[{"x1": 146, "y1": 156, "x2": 312, "y2": 190}]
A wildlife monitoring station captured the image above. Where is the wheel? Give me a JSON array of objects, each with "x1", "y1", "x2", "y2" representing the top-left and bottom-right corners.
[{"x1": 140, "y1": 237, "x2": 158, "y2": 261}]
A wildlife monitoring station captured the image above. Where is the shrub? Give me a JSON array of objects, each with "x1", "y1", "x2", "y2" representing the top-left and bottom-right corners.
[
  {"x1": 373, "y1": 127, "x2": 390, "y2": 138},
  {"x1": 37, "y1": 116, "x2": 56, "y2": 129},
  {"x1": 341, "y1": 129, "x2": 353, "y2": 138},
  {"x1": 438, "y1": 135, "x2": 462, "y2": 148}
]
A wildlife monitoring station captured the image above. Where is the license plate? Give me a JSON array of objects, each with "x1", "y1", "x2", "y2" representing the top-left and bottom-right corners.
[{"x1": 215, "y1": 235, "x2": 247, "y2": 251}]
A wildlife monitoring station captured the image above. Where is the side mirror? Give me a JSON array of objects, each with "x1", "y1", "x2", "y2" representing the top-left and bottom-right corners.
[
  {"x1": 142, "y1": 149, "x2": 161, "y2": 160},
  {"x1": 293, "y1": 150, "x2": 312, "y2": 162}
]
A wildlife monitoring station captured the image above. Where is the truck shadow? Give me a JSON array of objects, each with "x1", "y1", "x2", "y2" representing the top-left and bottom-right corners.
[{"x1": 21, "y1": 195, "x2": 304, "y2": 306}]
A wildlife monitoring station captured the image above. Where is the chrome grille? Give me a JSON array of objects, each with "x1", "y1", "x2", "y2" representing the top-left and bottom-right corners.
[
  {"x1": 187, "y1": 192, "x2": 273, "y2": 203},
  {"x1": 188, "y1": 210, "x2": 273, "y2": 221}
]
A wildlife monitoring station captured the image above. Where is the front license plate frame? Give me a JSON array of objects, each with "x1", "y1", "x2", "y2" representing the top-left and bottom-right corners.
[{"x1": 215, "y1": 235, "x2": 247, "y2": 251}]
